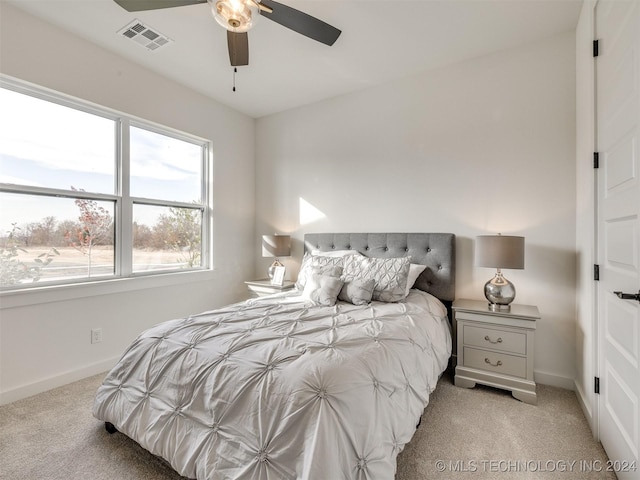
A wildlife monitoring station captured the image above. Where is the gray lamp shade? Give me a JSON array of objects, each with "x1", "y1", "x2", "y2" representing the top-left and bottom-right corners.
[
  {"x1": 475, "y1": 235, "x2": 525, "y2": 270},
  {"x1": 262, "y1": 235, "x2": 291, "y2": 258}
]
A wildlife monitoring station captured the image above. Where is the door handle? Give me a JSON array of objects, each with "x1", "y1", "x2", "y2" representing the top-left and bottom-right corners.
[{"x1": 614, "y1": 290, "x2": 640, "y2": 302}]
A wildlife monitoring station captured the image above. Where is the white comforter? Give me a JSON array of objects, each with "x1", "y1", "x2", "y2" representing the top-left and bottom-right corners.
[{"x1": 93, "y1": 290, "x2": 451, "y2": 480}]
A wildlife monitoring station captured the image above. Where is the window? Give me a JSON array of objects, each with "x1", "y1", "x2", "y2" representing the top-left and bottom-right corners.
[{"x1": 0, "y1": 80, "x2": 210, "y2": 290}]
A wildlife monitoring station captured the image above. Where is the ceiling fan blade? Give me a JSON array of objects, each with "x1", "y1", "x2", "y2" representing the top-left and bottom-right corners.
[
  {"x1": 113, "y1": 0, "x2": 206, "y2": 12},
  {"x1": 259, "y1": 0, "x2": 341, "y2": 46},
  {"x1": 227, "y1": 31, "x2": 249, "y2": 66}
]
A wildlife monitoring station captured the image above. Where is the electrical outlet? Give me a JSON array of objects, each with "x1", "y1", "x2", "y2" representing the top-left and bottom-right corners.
[{"x1": 91, "y1": 328, "x2": 103, "y2": 344}]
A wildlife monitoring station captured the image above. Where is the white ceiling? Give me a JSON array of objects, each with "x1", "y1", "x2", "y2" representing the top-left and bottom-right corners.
[{"x1": 7, "y1": 0, "x2": 582, "y2": 118}]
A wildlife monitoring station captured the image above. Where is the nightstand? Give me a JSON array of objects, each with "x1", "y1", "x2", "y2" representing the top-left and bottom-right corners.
[
  {"x1": 245, "y1": 279, "x2": 295, "y2": 297},
  {"x1": 453, "y1": 299, "x2": 539, "y2": 405}
]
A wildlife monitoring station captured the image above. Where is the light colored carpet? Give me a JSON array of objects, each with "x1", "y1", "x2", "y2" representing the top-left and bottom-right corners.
[{"x1": 0, "y1": 370, "x2": 615, "y2": 480}]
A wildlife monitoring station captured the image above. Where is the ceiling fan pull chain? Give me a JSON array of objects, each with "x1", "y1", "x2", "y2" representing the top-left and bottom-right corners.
[{"x1": 233, "y1": 67, "x2": 237, "y2": 92}]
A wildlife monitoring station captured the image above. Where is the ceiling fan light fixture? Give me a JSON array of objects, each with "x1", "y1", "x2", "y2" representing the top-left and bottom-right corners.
[{"x1": 209, "y1": 0, "x2": 259, "y2": 33}]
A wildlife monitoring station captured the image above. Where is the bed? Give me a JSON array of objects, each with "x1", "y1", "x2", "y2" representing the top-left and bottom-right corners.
[{"x1": 93, "y1": 232, "x2": 455, "y2": 479}]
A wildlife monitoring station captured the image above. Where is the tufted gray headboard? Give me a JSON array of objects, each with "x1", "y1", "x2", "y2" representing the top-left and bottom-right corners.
[{"x1": 303, "y1": 233, "x2": 455, "y2": 303}]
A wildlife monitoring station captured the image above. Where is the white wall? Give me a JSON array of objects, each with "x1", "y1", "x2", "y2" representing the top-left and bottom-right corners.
[
  {"x1": 0, "y1": 4, "x2": 580, "y2": 402},
  {"x1": 574, "y1": 0, "x2": 597, "y2": 431},
  {"x1": 0, "y1": 4, "x2": 255, "y2": 404},
  {"x1": 256, "y1": 32, "x2": 577, "y2": 388}
]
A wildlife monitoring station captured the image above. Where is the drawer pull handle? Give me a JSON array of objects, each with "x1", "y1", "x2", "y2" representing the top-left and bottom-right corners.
[
  {"x1": 484, "y1": 335, "x2": 503, "y2": 344},
  {"x1": 485, "y1": 358, "x2": 503, "y2": 367}
]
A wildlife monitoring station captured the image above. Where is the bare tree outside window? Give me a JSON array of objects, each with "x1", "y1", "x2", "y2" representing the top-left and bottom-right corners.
[
  {"x1": 65, "y1": 187, "x2": 113, "y2": 277},
  {"x1": 160, "y1": 206, "x2": 201, "y2": 268}
]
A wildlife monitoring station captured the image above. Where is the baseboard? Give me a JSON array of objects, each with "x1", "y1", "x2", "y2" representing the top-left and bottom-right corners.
[
  {"x1": 0, "y1": 356, "x2": 118, "y2": 406},
  {"x1": 533, "y1": 369, "x2": 575, "y2": 390},
  {"x1": 574, "y1": 379, "x2": 596, "y2": 435}
]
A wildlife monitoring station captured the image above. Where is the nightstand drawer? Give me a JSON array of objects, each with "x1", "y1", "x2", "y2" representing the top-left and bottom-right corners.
[
  {"x1": 463, "y1": 325, "x2": 526, "y2": 355},
  {"x1": 463, "y1": 347, "x2": 527, "y2": 378}
]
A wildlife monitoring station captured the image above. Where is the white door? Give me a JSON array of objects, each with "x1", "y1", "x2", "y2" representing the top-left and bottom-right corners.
[{"x1": 596, "y1": 1, "x2": 640, "y2": 477}]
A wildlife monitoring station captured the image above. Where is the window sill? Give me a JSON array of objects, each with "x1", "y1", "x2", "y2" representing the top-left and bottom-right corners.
[{"x1": 0, "y1": 269, "x2": 217, "y2": 309}]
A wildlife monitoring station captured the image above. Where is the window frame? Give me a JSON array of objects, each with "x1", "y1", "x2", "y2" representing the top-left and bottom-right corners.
[{"x1": 0, "y1": 76, "x2": 213, "y2": 298}]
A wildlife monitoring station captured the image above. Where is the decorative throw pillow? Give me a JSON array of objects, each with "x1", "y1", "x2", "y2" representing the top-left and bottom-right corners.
[
  {"x1": 296, "y1": 253, "x2": 344, "y2": 290},
  {"x1": 405, "y1": 264, "x2": 427, "y2": 297},
  {"x1": 342, "y1": 255, "x2": 411, "y2": 303},
  {"x1": 338, "y1": 277, "x2": 376, "y2": 306},
  {"x1": 302, "y1": 273, "x2": 344, "y2": 306}
]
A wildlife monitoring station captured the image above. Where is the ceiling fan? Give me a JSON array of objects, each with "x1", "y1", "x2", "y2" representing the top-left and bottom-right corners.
[{"x1": 113, "y1": 0, "x2": 341, "y2": 66}]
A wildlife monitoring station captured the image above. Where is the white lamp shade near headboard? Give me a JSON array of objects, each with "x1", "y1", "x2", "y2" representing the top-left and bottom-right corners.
[{"x1": 262, "y1": 235, "x2": 291, "y2": 258}]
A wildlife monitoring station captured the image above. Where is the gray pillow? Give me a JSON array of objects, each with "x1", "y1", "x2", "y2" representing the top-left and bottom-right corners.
[
  {"x1": 338, "y1": 277, "x2": 375, "y2": 305},
  {"x1": 302, "y1": 273, "x2": 344, "y2": 306},
  {"x1": 296, "y1": 253, "x2": 344, "y2": 290},
  {"x1": 342, "y1": 255, "x2": 411, "y2": 302}
]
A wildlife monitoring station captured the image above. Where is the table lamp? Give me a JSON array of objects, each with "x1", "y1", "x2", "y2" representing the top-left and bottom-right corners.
[
  {"x1": 262, "y1": 234, "x2": 291, "y2": 281},
  {"x1": 475, "y1": 234, "x2": 525, "y2": 311}
]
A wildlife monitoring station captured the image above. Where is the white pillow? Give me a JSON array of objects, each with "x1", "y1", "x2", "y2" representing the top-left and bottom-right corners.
[
  {"x1": 302, "y1": 273, "x2": 344, "y2": 306},
  {"x1": 405, "y1": 264, "x2": 427, "y2": 297},
  {"x1": 296, "y1": 253, "x2": 344, "y2": 290},
  {"x1": 311, "y1": 249, "x2": 362, "y2": 258}
]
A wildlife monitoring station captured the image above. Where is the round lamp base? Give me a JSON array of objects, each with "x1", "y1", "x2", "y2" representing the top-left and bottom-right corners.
[{"x1": 484, "y1": 271, "x2": 516, "y2": 311}]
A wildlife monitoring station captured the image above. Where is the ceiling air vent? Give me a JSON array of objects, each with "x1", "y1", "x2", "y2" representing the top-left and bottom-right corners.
[{"x1": 118, "y1": 20, "x2": 172, "y2": 52}]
